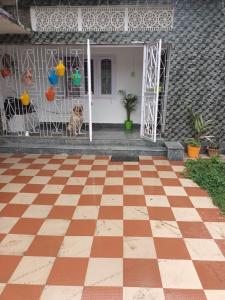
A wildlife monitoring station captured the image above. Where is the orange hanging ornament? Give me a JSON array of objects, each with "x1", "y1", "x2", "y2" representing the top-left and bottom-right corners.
[
  {"x1": 20, "y1": 90, "x2": 30, "y2": 106},
  {"x1": 56, "y1": 60, "x2": 65, "y2": 76},
  {"x1": 45, "y1": 86, "x2": 56, "y2": 101}
]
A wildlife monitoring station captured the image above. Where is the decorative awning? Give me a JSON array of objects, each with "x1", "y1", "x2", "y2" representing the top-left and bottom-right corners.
[{"x1": 0, "y1": 7, "x2": 30, "y2": 34}]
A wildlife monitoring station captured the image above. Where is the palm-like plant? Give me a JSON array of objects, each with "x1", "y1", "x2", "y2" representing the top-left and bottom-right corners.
[{"x1": 118, "y1": 90, "x2": 138, "y2": 121}]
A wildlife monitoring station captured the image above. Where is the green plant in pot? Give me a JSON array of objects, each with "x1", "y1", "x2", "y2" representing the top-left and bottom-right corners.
[
  {"x1": 118, "y1": 90, "x2": 138, "y2": 130},
  {"x1": 185, "y1": 108, "x2": 212, "y2": 158},
  {"x1": 205, "y1": 137, "x2": 219, "y2": 157}
]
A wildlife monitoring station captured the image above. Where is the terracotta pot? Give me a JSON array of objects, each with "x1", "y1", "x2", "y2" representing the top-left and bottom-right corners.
[
  {"x1": 187, "y1": 144, "x2": 201, "y2": 158},
  {"x1": 1, "y1": 68, "x2": 11, "y2": 78},
  {"x1": 207, "y1": 147, "x2": 219, "y2": 157},
  {"x1": 45, "y1": 87, "x2": 56, "y2": 101}
]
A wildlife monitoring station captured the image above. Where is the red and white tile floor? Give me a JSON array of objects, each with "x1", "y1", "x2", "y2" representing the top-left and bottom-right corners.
[{"x1": 0, "y1": 153, "x2": 224, "y2": 300}]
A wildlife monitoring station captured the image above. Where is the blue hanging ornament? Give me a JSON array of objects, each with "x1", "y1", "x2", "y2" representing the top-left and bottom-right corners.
[
  {"x1": 48, "y1": 69, "x2": 58, "y2": 85},
  {"x1": 71, "y1": 69, "x2": 81, "y2": 87}
]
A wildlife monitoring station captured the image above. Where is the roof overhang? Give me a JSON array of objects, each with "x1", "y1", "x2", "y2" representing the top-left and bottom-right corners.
[{"x1": 0, "y1": 7, "x2": 30, "y2": 34}]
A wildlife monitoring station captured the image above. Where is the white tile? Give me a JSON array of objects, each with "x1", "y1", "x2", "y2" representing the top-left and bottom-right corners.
[
  {"x1": 0, "y1": 234, "x2": 34, "y2": 255},
  {"x1": 55, "y1": 194, "x2": 79, "y2": 206},
  {"x1": 33, "y1": 158, "x2": 50, "y2": 164},
  {"x1": 172, "y1": 208, "x2": 202, "y2": 221},
  {"x1": 185, "y1": 238, "x2": 224, "y2": 261},
  {"x1": 123, "y1": 206, "x2": 149, "y2": 220},
  {"x1": 10, "y1": 193, "x2": 37, "y2": 204},
  {"x1": 205, "y1": 222, "x2": 225, "y2": 239},
  {"x1": 204, "y1": 290, "x2": 225, "y2": 300},
  {"x1": 0, "y1": 217, "x2": 19, "y2": 233},
  {"x1": 164, "y1": 186, "x2": 187, "y2": 196},
  {"x1": 107, "y1": 165, "x2": 123, "y2": 171},
  {"x1": 93, "y1": 160, "x2": 109, "y2": 165},
  {"x1": 124, "y1": 237, "x2": 156, "y2": 258},
  {"x1": 105, "y1": 177, "x2": 123, "y2": 185},
  {"x1": 29, "y1": 176, "x2": 51, "y2": 184},
  {"x1": 54, "y1": 170, "x2": 73, "y2": 177},
  {"x1": 95, "y1": 220, "x2": 123, "y2": 236},
  {"x1": 142, "y1": 178, "x2": 162, "y2": 186},
  {"x1": 158, "y1": 171, "x2": 177, "y2": 178},
  {"x1": 19, "y1": 169, "x2": 39, "y2": 176},
  {"x1": 10, "y1": 163, "x2": 29, "y2": 169},
  {"x1": 9, "y1": 256, "x2": 55, "y2": 284},
  {"x1": 179, "y1": 178, "x2": 198, "y2": 187},
  {"x1": 0, "y1": 203, "x2": 6, "y2": 211},
  {"x1": 172, "y1": 165, "x2": 185, "y2": 172},
  {"x1": 82, "y1": 185, "x2": 103, "y2": 195},
  {"x1": 101, "y1": 195, "x2": 123, "y2": 206},
  {"x1": 40, "y1": 185, "x2": 64, "y2": 194},
  {"x1": 42, "y1": 164, "x2": 60, "y2": 170},
  {"x1": 38, "y1": 219, "x2": 70, "y2": 236},
  {"x1": 73, "y1": 206, "x2": 99, "y2": 220},
  {"x1": 0, "y1": 175, "x2": 15, "y2": 183},
  {"x1": 3, "y1": 158, "x2": 21, "y2": 163},
  {"x1": 66, "y1": 177, "x2": 87, "y2": 185},
  {"x1": 22, "y1": 205, "x2": 52, "y2": 218},
  {"x1": 123, "y1": 171, "x2": 141, "y2": 178},
  {"x1": 40, "y1": 286, "x2": 83, "y2": 300},
  {"x1": 0, "y1": 283, "x2": 6, "y2": 295},
  {"x1": 123, "y1": 288, "x2": 165, "y2": 300},
  {"x1": 123, "y1": 186, "x2": 144, "y2": 195},
  {"x1": 189, "y1": 196, "x2": 216, "y2": 208},
  {"x1": 154, "y1": 160, "x2": 170, "y2": 166},
  {"x1": 158, "y1": 259, "x2": 202, "y2": 289},
  {"x1": 150, "y1": 220, "x2": 182, "y2": 238},
  {"x1": 76, "y1": 165, "x2": 92, "y2": 171},
  {"x1": 1, "y1": 183, "x2": 25, "y2": 193},
  {"x1": 145, "y1": 195, "x2": 170, "y2": 207},
  {"x1": 139, "y1": 165, "x2": 156, "y2": 171},
  {"x1": 58, "y1": 236, "x2": 93, "y2": 257},
  {"x1": 85, "y1": 258, "x2": 123, "y2": 286}
]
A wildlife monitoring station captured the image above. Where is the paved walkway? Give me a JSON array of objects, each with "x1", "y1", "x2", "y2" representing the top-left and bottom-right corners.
[{"x1": 0, "y1": 153, "x2": 224, "y2": 300}]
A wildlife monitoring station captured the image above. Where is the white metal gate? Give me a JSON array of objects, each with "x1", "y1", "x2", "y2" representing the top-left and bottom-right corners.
[{"x1": 140, "y1": 40, "x2": 162, "y2": 142}]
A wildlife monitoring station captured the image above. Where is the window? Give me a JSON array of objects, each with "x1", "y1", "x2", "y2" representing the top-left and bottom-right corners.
[
  {"x1": 101, "y1": 59, "x2": 112, "y2": 95},
  {"x1": 84, "y1": 59, "x2": 94, "y2": 94}
]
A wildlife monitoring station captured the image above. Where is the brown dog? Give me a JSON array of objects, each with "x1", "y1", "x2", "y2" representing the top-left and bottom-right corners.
[{"x1": 67, "y1": 105, "x2": 84, "y2": 136}]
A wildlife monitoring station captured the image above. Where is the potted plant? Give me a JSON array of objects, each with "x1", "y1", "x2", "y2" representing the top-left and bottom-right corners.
[
  {"x1": 205, "y1": 137, "x2": 219, "y2": 157},
  {"x1": 185, "y1": 108, "x2": 212, "y2": 158},
  {"x1": 118, "y1": 90, "x2": 138, "y2": 130}
]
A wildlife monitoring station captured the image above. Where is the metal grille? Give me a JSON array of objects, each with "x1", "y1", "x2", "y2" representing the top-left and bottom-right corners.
[{"x1": 0, "y1": 45, "x2": 88, "y2": 138}]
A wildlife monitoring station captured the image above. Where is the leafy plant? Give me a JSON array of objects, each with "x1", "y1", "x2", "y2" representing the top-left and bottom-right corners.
[
  {"x1": 184, "y1": 156, "x2": 225, "y2": 213},
  {"x1": 205, "y1": 136, "x2": 219, "y2": 149},
  {"x1": 118, "y1": 90, "x2": 138, "y2": 121},
  {"x1": 185, "y1": 138, "x2": 201, "y2": 147}
]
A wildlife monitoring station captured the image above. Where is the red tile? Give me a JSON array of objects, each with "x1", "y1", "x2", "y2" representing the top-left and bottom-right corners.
[
  {"x1": 48, "y1": 159, "x2": 64, "y2": 164},
  {"x1": 10, "y1": 218, "x2": 44, "y2": 234},
  {"x1": 124, "y1": 220, "x2": 152, "y2": 237},
  {"x1": 0, "y1": 284, "x2": 43, "y2": 300},
  {"x1": 155, "y1": 165, "x2": 173, "y2": 171},
  {"x1": 33, "y1": 194, "x2": 58, "y2": 205},
  {"x1": 124, "y1": 178, "x2": 142, "y2": 185},
  {"x1": 169, "y1": 161, "x2": 184, "y2": 166},
  {"x1": 26, "y1": 235, "x2": 63, "y2": 256},
  {"x1": 178, "y1": 221, "x2": 211, "y2": 238},
  {"x1": 82, "y1": 287, "x2": 122, "y2": 300},
  {"x1": 154, "y1": 156, "x2": 167, "y2": 160},
  {"x1": 0, "y1": 163, "x2": 13, "y2": 169},
  {"x1": 48, "y1": 206, "x2": 75, "y2": 219},
  {"x1": 3, "y1": 169, "x2": 21, "y2": 175},
  {"x1": 0, "y1": 192, "x2": 16, "y2": 203},
  {"x1": 144, "y1": 186, "x2": 165, "y2": 195},
  {"x1": 78, "y1": 195, "x2": 101, "y2": 206},
  {"x1": 184, "y1": 187, "x2": 208, "y2": 196},
  {"x1": 0, "y1": 256, "x2": 21, "y2": 282},
  {"x1": 0, "y1": 204, "x2": 29, "y2": 217},
  {"x1": 106, "y1": 171, "x2": 123, "y2": 177},
  {"x1": 72, "y1": 171, "x2": 90, "y2": 177},
  {"x1": 124, "y1": 165, "x2": 140, "y2": 171},
  {"x1": 154, "y1": 237, "x2": 190, "y2": 259},
  {"x1": 160, "y1": 178, "x2": 181, "y2": 186},
  {"x1": 11, "y1": 176, "x2": 32, "y2": 184},
  {"x1": 103, "y1": 185, "x2": 123, "y2": 194},
  {"x1": 99, "y1": 206, "x2": 123, "y2": 219},
  {"x1": 48, "y1": 177, "x2": 68, "y2": 185},
  {"x1": 123, "y1": 195, "x2": 146, "y2": 206},
  {"x1": 215, "y1": 240, "x2": 225, "y2": 256},
  {"x1": 148, "y1": 207, "x2": 175, "y2": 221},
  {"x1": 92, "y1": 165, "x2": 108, "y2": 170},
  {"x1": 59, "y1": 164, "x2": 75, "y2": 170},
  {"x1": 95, "y1": 156, "x2": 109, "y2": 160},
  {"x1": 27, "y1": 164, "x2": 45, "y2": 169},
  {"x1": 79, "y1": 159, "x2": 94, "y2": 165},
  {"x1": 194, "y1": 261, "x2": 225, "y2": 289},
  {"x1": 164, "y1": 289, "x2": 206, "y2": 300},
  {"x1": 86, "y1": 177, "x2": 105, "y2": 185},
  {"x1": 124, "y1": 259, "x2": 162, "y2": 287},
  {"x1": 197, "y1": 208, "x2": 225, "y2": 222},
  {"x1": 0, "y1": 183, "x2": 6, "y2": 189},
  {"x1": 167, "y1": 196, "x2": 193, "y2": 207},
  {"x1": 21, "y1": 184, "x2": 45, "y2": 193},
  {"x1": 139, "y1": 159, "x2": 153, "y2": 165},
  {"x1": 47, "y1": 257, "x2": 88, "y2": 285},
  {"x1": 62, "y1": 185, "x2": 84, "y2": 194},
  {"x1": 141, "y1": 171, "x2": 159, "y2": 177},
  {"x1": 36, "y1": 170, "x2": 56, "y2": 176},
  {"x1": 91, "y1": 237, "x2": 123, "y2": 257},
  {"x1": 0, "y1": 233, "x2": 6, "y2": 241},
  {"x1": 67, "y1": 220, "x2": 96, "y2": 236},
  {"x1": 19, "y1": 158, "x2": 35, "y2": 163}
]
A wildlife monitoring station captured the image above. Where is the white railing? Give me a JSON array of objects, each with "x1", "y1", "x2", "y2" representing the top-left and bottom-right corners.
[{"x1": 30, "y1": 5, "x2": 174, "y2": 32}]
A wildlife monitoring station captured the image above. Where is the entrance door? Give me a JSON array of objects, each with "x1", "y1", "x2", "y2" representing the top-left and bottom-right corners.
[
  {"x1": 87, "y1": 39, "x2": 93, "y2": 142},
  {"x1": 140, "y1": 40, "x2": 162, "y2": 142}
]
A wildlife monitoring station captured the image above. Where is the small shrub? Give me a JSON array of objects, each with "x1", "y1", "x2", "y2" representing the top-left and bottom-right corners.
[{"x1": 184, "y1": 156, "x2": 225, "y2": 213}]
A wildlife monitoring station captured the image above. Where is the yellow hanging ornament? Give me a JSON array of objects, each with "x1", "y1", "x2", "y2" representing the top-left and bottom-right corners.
[
  {"x1": 20, "y1": 90, "x2": 30, "y2": 106},
  {"x1": 56, "y1": 60, "x2": 65, "y2": 77}
]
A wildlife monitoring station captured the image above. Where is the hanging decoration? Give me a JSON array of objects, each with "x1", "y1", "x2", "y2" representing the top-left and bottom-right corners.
[
  {"x1": 45, "y1": 86, "x2": 56, "y2": 101},
  {"x1": 22, "y1": 69, "x2": 33, "y2": 86},
  {"x1": 20, "y1": 90, "x2": 30, "y2": 106},
  {"x1": 48, "y1": 69, "x2": 58, "y2": 85},
  {"x1": 1, "y1": 53, "x2": 12, "y2": 78},
  {"x1": 71, "y1": 68, "x2": 81, "y2": 87},
  {"x1": 56, "y1": 60, "x2": 65, "y2": 76}
]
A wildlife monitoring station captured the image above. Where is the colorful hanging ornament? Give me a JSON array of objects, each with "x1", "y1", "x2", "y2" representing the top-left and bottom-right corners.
[
  {"x1": 22, "y1": 69, "x2": 33, "y2": 86},
  {"x1": 45, "y1": 86, "x2": 56, "y2": 102},
  {"x1": 1, "y1": 68, "x2": 11, "y2": 78},
  {"x1": 1, "y1": 54, "x2": 13, "y2": 78},
  {"x1": 56, "y1": 60, "x2": 65, "y2": 77},
  {"x1": 20, "y1": 90, "x2": 30, "y2": 106},
  {"x1": 71, "y1": 68, "x2": 81, "y2": 87},
  {"x1": 48, "y1": 69, "x2": 58, "y2": 85}
]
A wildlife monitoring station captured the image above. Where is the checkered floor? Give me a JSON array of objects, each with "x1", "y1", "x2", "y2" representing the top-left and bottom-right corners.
[{"x1": 0, "y1": 153, "x2": 224, "y2": 300}]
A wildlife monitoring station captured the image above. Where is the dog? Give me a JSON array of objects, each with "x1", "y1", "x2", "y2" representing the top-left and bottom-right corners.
[{"x1": 67, "y1": 105, "x2": 84, "y2": 136}]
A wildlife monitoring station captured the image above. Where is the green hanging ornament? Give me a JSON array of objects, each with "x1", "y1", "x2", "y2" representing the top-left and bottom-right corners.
[{"x1": 71, "y1": 69, "x2": 81, "y2": 87}]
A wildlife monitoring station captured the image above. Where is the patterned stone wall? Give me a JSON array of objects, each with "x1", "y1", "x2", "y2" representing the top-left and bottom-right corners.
[{"x1": 1, "y1": 0, "x2": 225, "y2": 143}]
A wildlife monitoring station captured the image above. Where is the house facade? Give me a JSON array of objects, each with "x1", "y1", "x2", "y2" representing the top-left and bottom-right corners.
[{"x1": 0, "y1": 0, "x2": 224, "y2": 146}]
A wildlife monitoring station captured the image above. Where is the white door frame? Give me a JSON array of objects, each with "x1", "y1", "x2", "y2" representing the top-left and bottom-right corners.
[{"x1": 87, "y1": 39, "x2": 93, "y2": 142}]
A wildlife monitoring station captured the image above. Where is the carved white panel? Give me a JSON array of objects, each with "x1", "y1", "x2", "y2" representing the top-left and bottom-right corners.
[{"x1": 31, "y1": 6, "x2": 174, "y2": 32}]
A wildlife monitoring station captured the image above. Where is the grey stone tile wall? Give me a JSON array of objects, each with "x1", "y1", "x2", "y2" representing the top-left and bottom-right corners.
[{"x1": 1, "y1": 0, "x2": 225, "y2": 143}]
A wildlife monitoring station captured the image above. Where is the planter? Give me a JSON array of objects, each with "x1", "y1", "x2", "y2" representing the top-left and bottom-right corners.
[
  {"x1": 124, "y1": 120, "x2": 133, "y2": 130},
  {"x1": 187, "y1": 144, "x2": 201, "y2": 158},
  {"x1": 207, "y1": 147, "x2": 219, "y2": 157}
]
